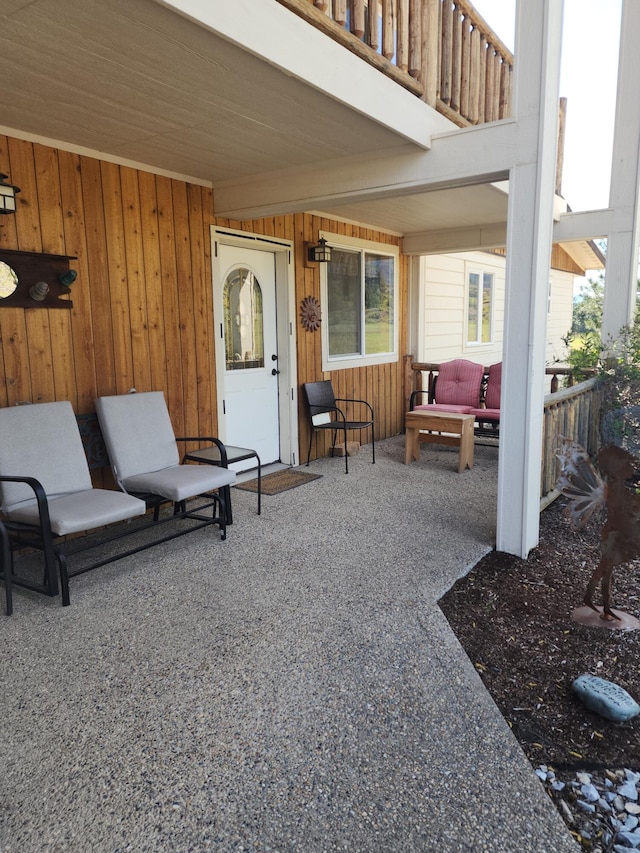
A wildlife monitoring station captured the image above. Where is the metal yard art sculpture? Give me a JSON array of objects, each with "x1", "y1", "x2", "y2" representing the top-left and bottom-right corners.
[{"x1": 556, "y1": 439, "x2": 640, "y2": 626}]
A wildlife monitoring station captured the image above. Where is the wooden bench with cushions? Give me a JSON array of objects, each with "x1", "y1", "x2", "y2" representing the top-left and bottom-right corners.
[{"x1": 408, "y1": 359, "x2": 501, "y2": 440}]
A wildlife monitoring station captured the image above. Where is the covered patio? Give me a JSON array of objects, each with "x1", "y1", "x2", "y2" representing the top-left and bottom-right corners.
[{"x1": 1, "y1": 437, "x2": 576, "y2": 852}]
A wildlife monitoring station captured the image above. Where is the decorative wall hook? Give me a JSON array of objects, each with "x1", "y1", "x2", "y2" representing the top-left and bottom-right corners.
[{"x1": 29, "y1": 281, "x2": 50, "y2": 301}]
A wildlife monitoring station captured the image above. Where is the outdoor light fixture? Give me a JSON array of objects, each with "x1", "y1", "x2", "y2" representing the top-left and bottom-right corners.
[
  {"x1": 307, "y1": 237, "x2": 332, "y2": 263},
  {"x1": 0, "y1": 174, "x2": 20, "y2": 214}
]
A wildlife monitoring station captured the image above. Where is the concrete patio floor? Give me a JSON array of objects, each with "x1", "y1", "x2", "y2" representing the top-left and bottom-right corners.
[{"x1": 0, "y1": 435, "x2": 577, "y2": 852}]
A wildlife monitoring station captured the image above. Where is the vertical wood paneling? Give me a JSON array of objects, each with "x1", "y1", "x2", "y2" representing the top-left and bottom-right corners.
[
  {"x1": 81, "y1": 157, "x2": 117, "y2": 398},
  {"x1": 155, "y1": 175, "x2": 185, "y2": 434},
  {"x1": 172, "y1": 179, "x2": 199, "y2": 438},
  {"x1": 101, "y1": 161, "x2": 134, "y2": 394},
  {"x1": 0, "y1": 136, "x2": 407, "y2": 465},
  {"x1": 58, "y1": 151, "x2": 97, "y2": 413},
  {"x1": 137, "y1": 171, "x2": 167, "y2": 400},
  {"x1": 120, "y1": 166, "x2": 152, "y2": 392}
]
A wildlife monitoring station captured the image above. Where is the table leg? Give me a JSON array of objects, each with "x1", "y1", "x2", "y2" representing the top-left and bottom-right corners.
[
  {"x1": 404, "y1": 426, "x2": 420, "y2": 464},
  {"x1": 458, "y1": 420, "x2": 474, "y2": 472}
]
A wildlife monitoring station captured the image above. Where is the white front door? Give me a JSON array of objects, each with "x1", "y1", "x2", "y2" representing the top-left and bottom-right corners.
[{"x1": 214, "y1": 242, "x2": 281, "y2": 469}]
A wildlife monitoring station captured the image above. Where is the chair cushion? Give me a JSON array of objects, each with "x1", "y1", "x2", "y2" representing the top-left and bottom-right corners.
[
  {"x1": 96, "y1": 392, "x2": 180, "y2": 483},
  {"x1": 0, "y1": 401, "x2": 93, "y2": 513},
  {"x1": 415, "y1": 403, "x2": 474, "y2": 414},
  {"x1": 435, "y1": 359, "x2": 484, "y2": 407},
  {"x1": 122, "y1": 464, "x2": 236, "y2": 503},
  {"x1": 470, "y1": 408, "x2": 500, "y2": 422},
  {"x1": 485, "y1": 362, "x2": 502, "y2": 411},
  {"x1": 7, "y1": 489, "x2": 146, "y2": 536}
]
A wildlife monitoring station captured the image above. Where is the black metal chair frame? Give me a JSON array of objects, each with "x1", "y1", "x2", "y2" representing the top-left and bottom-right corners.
[
  {"x1": 0, "y1": 473, "x2": 227, "y2": 608},
  {"x1": 303, "y1": 380, "x2": 375, "y2": 474}
]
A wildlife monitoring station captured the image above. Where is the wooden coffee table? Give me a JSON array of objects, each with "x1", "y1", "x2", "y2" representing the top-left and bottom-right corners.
[{"x1": 404, "y1": 410, "x2": 475, "y2": 472}]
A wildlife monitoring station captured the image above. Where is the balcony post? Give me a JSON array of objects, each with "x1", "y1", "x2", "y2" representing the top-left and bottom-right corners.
[
  {"x1": 496, "y1": 0, "x2": 564, "y2": 558},
  {"x1": 602, "y1": 0, "x2": 640, "y2": 346}
]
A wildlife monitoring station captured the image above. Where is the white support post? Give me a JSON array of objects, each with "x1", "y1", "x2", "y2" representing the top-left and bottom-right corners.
[
  {"x1": 602, "y1": 0, "x2": 640, "y2": 346},
  {"x1": 496, "y1": 0, "x2": 564, "y2": 557}
]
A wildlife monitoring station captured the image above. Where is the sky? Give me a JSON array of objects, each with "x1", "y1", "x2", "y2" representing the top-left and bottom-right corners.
[{"x1": 472, "y1": 0, "x2": 622, "y2": 213}]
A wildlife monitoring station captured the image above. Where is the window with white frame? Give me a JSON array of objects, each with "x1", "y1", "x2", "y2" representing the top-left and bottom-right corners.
[
  {"x1": 321, "y1": 234, "x2": 398, "y2": 370},
  {"x1": 466, "y1": 268, "x2": 494, "y2": 345}
]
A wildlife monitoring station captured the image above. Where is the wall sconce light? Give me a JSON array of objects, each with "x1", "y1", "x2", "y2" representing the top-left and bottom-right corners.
[
  {"x1": 0, "y1": 174, "x2": 20, "y2": 214},
  {"x1": 307, "y1": 237, "x2": 332, "y2": 264}
]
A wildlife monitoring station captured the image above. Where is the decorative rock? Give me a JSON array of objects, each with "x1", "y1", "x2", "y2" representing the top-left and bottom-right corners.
[
  {"x1": 620, "y1": 781, "x2": 640, "y2": 801},
  {"x1": 583, "y1": 783, "x2": 600, "y2": 802},
  {"x1": 626, "y1": 804, "x2": 640, "y2": 815},
  {"x1": 578, "y1": 800, "x2": 597, "y2": 813},
  {"x1": 615, "y1": 829, "x2": 640, "y2": 848},
  {"x1": 572, "y1": 675, "x2": 640, "y2": 722}
]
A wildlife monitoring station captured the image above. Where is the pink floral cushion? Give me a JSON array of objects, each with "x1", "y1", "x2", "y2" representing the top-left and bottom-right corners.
[
  {"x1": 434, "y1": 359, "x2": 484, "y2": 407},
  {"x1": 485, "y1": 362, "x2": 502, "y2": 411}
]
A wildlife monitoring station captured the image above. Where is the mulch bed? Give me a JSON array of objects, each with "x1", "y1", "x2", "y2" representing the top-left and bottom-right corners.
[{"x1": 439, "y1": 499, "x2": 640, "y2": 770}]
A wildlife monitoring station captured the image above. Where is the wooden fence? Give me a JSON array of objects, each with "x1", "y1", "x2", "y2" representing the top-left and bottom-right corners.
[{"x1": 277, "y1": 0, "x2": 514, "y2": 127}]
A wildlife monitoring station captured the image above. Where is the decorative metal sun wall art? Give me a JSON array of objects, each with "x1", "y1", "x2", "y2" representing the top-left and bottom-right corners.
[{"x1": 300, "y1": 295, "x2": 321, "y2": 332}]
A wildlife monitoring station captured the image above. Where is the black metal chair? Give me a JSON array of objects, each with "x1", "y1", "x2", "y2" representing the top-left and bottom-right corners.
[{"x1": 303, "y1": 380, "x2": 375, "y2": 474}]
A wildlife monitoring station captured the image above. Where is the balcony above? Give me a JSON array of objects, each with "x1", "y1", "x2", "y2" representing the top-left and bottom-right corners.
[
  {"x1": 278, "y1": 0, "x2": 514, "y2": 128},
  {"x1": 0, "y1": 0, "x2": 518, "y2": 246}
]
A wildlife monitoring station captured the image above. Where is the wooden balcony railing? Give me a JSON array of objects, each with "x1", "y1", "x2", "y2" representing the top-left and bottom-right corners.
[
  {"x1": 278, "y1": 0, "x2": 514, "y2": 127},
  {"x1": 541, "y1": 378, "x2": 602, "y2": 509}
]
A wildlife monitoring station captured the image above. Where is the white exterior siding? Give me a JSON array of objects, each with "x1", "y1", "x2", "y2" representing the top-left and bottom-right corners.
[
  {"x1": 545, "y1": 269, "x2": 577, "y2": 366},
  {"x1": 418, "y1": 251, "x2": 581, "y2": 368}
]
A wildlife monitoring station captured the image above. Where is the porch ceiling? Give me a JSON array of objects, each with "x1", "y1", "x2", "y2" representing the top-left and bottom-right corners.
[{"x1": 1, "y1": 0, "x2": 508, "y2": 241}]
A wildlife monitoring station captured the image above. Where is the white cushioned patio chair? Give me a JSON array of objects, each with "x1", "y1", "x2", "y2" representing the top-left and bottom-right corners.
[
  {"x1": 95, "y1": 390, "x2": 235, "y2": 535},
  {"x1": 0, "y1": 401, "x2": 147, "y2": 607}
]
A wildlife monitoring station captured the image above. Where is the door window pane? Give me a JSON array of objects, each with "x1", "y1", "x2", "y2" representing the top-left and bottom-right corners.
[{"x1": 223, "y1": 267, "x2": 264, "y2": 370}]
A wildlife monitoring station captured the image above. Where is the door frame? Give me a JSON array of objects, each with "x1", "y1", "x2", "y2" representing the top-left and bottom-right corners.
[{"x1": 211, "y1": 227, "x2": 299, "y2": 467}]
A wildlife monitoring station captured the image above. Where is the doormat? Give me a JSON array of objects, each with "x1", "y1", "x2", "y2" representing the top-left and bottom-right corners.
[{"x1": 235, "y1": 469, "x2": 322, "y2": 496}]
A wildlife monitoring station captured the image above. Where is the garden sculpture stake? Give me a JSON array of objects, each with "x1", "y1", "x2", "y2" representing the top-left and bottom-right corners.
[{"x1": 556, "y1": 439, "x2": 640, "y2": 621}]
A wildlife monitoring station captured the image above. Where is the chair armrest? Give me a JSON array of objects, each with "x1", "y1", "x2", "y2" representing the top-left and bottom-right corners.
[
  {"x1": 409, "y1": 390, "x2": 428, "y2": 411},
  {"x1": 0, "y1": 475, "x2": 53, "y2": 531},
  {"x1": 175, "y1": 436, "x2": 228, "y2": 466},
  {"x1": 334, "y1": 397, "x2": 374, "y2": 419}
]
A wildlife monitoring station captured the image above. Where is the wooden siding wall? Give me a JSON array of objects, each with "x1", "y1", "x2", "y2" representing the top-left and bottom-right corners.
[
  {"x1": 0, "y1": 135, "x2": 406, "y2": 467},
  {"x1": 215, "y1": 212, "x2": 407, "y2": 462}
]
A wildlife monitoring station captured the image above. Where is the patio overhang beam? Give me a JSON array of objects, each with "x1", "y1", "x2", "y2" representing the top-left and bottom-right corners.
[{"x1": 213, "y1": 120, "x2": 519, "y2": 221}]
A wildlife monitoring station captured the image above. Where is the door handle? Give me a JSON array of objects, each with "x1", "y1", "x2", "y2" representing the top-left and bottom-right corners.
[{"x1": 272, "y1": 368, "x2": 280, "y2": 376}]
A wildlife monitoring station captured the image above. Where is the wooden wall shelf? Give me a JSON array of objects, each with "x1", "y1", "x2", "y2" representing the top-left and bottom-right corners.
[{"x1": 0, "y1": 248, "x2": 76, "y2": 309}]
